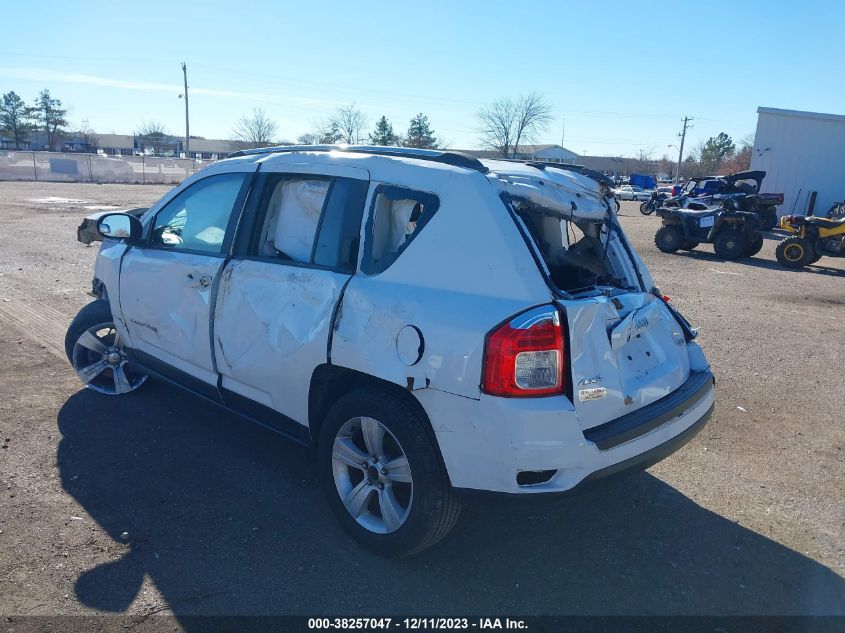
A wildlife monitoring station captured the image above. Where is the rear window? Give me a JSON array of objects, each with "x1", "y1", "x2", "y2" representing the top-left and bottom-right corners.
[
  {"x1": 362, "y1": 185, "x2": 439, "y2": 274},
  {"x1": 506, "y1": 196, "x2": 626, "y2": 294}
]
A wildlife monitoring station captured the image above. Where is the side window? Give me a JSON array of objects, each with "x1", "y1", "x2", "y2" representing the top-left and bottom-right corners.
[
  {"x1": 150, "y1": 172, "x2": 248, "y2": 254},
  {"x1": 363, "y1": 186, "x2": 439, "y2": 274},
  {"x1": 249, "y1": 175, "x2": 368, "y2": 271},
  {"x1": 254, "y1": 177, "x2": 330, "y2": 263}
]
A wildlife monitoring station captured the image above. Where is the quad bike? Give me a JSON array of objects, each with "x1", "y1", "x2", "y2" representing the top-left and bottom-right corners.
[
  {"x1": 775, "y1": 208, "x2": 845, "y2": 268},
  {"x1": 663, "y1": 171, "x2": 782, "y2": 230},
  {"x1": 655, "y1": 201, "x2": 763, "y2": 260}
]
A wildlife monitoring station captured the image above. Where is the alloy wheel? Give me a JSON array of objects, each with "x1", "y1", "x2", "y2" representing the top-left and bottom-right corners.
[
  {"x1": 71, "y1": 322, "x2": 146, "y2": 395},
  {"x1": 331, "y1": 416, "x2": 413, "y2": 534}
]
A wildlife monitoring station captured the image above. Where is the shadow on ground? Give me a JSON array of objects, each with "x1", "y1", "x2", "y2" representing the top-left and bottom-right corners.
[
  {"x1": 57, "y1": 382, "x2": 844, "y2": 622},
  {"x1": 666, "y1": 247, "x2": 845, "y2": 276}
]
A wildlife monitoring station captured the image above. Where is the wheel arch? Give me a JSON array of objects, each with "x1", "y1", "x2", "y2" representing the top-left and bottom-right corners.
[{"x1": 308, "y1": 364, "x2": 441, "y2": 453}]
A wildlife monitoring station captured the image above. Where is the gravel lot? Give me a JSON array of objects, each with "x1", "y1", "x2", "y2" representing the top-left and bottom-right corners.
[{"x1": 0, "y1": 181, "x2": 843, "y2": 619}]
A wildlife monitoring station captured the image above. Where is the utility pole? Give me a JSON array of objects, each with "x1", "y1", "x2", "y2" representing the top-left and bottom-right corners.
[
  {"x1": 181, "y1": 62, "x2": 190, "y2": 159},
  {"x1": 675, "y1": 116, "x2": 692, "y2": 184},
  {"x1": 559, "y1": 117, "x2": 565, "y2": 164}
]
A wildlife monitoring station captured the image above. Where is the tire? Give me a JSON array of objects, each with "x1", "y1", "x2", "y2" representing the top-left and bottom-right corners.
[
  {"x1": 713, "y1": 229, "x2": 748, "y2": 260},
  {"x1": 680, "y1": 241, "x2": 699, "y2": 251},
  {"x1": 640, "y1": 202, "x2": 654, "y2": 215},
  {"x1": 775, "y1": 235, "x2": 812, "y2": 268},
  {"x1": 318, "y1": 387, "x2": 461, "y2": 557},
  {"x1": 759, "y1": 209, "x2": 778, "y2": 231},
  {"x1": 745, "y1": 234, "x2": 764, "y2": 257},
  {"x1": 65, "y1": 299, "x2": 147, "y2": 395},
  {"x1": 654, "y1": 225, "x2": 684, "y2": 253}
]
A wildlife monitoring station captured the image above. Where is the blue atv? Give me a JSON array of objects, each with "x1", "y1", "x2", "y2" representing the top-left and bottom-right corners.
[
  {"x1": 654, "y1": 200, "x2": 764, "y2": 260},
  {"x1": 663, "y1": 171, "x2": 781, "y2": 230}
]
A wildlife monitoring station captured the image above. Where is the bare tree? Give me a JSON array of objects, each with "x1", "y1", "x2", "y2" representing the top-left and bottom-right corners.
[
  {"x1": 476, "y1": 92, "x2": 552, "y2": 158},
  {"x1": 136, "y1": 120, "x2": 169, "y2": 137},
  {"x1": 296, "y1": 132, "x2": 320, "y2": 145},
  {"x1": 511, "y1": 93, "x2": 553, "y2": 156},
  {"x1": 135, "y1": 120, "x2": 172, "y2": 156},
  {"x1": 476, "y1": 98, "x2": 516, "y2": 157},
  {"x1": 232, "y1": 108, "x2": 279, "y2": 149},
  {"x1": 328, "y1": 103, "x2": 368, "y2": 144},
  {"x1": 78, "y1": 118, "x2": 98, "y2": 152}
]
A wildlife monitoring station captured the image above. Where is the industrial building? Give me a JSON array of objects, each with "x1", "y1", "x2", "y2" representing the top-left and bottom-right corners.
[{"x1": 751, "y1": 107, "x2": 845, "y2": 217}]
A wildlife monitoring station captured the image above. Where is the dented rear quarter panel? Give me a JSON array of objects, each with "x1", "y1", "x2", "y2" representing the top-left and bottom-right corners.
[{"x1": 331, "y1": 168, "x2": 553, "y2": 401}]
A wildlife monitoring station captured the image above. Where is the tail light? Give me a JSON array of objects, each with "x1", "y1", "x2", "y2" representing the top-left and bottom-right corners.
[{"x1": 482, "y1": 305, "x2": 565, "y2": 397}]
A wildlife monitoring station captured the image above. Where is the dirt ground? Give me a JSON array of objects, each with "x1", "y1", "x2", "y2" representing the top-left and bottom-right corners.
[{"x1": 0, "y1": 181, "x2": 842, "y2": 620}]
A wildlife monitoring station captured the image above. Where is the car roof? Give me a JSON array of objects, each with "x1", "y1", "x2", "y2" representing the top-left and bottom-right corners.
[{"x1": 219, "y1": 145, "x2": 606, "y2": 194}]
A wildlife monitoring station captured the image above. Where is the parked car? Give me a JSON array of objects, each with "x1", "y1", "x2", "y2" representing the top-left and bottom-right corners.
[
  {"x1": 616, "y1": 185, "x2": 652, "y2": 201},
  {"x1": 66, "y1": 145, "x2": 715, "y2": 556}
]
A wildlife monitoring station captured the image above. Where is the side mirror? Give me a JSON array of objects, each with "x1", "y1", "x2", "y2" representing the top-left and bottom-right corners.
[{"x1": 97, "y1": 213, "x2": 143, "y2": 245}]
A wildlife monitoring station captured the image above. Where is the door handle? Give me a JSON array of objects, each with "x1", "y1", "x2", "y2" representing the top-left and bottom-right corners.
[{"x1": 187, "y1": 272, "x2": 212, "y2": 288}]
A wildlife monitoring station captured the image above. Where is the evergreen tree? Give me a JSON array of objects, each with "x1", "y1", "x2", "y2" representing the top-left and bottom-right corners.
[
  {"x1": 0, "y1": 91, "x2": 33, "y2": 150},
  {"x1": 369, "y1": 115, "x2": 398, "y2": 146},
  {"x1": 33, "y1": 90, "x2": 68, "y2": 151},
  {"x1": 699, "y1": 132, "x2": 735, "y2": 172},
  {"x1": 404, "y1": 113, "x2": 437, "y2": 149}
]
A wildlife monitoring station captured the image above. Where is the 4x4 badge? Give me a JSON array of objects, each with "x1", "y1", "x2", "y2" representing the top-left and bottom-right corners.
[{"x1": 578, "y1": 375, "x2": 603, "y2": 386}]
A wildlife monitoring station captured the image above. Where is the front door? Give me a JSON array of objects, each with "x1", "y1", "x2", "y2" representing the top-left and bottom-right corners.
[
  {"x1": 213, "y1": 162, "x2": 369, "y2": 429},
  {"x1": 119, "y1": 169, "x2": 254, "y2": 394}
]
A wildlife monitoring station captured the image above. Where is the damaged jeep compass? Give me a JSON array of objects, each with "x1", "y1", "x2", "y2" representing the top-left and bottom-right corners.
[{"x1": 66, "y1": 146, "x2": 715, "y2": 556}]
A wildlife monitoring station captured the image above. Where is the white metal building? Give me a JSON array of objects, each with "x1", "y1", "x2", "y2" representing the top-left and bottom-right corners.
[{"x1": 751, "y1": 107, "x2": 845, "y2": 217}]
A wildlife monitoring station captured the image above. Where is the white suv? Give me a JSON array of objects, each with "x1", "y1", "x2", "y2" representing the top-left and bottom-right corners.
[{"x1": 66, "y1": 146, "x2": 715, "y2": 556}]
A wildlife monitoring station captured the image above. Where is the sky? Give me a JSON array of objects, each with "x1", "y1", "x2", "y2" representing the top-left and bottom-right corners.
[{"x1": 1, "y1": 0, "x2": 843, "y2": 157}]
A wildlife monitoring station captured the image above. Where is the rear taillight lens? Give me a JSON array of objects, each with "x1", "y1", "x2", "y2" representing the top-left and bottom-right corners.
[{"x1": 482, "y1": 305, "x2": 565, "y2": 397}]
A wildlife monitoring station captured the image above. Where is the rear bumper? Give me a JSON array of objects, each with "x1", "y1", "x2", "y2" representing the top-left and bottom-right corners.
[
  {"x1": 457, "y1": 400, "x2": 712, "y2": 501},
  {"x1": 419, "y1": 369, "x2": 715, "y2": 495},
  {"x1": 583, "y1": 370, "x2": 714, "y2": 450}
]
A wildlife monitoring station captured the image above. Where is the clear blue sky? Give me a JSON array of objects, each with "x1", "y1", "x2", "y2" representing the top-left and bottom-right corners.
[{"x1": 1, "y1": 0, "x2": 842, "y2": 157}]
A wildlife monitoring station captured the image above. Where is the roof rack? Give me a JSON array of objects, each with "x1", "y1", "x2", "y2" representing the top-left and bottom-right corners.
[
  {"x1": 525, "y1": 161, "x2": 615, "y2": 187},
  {"x1": 226, "y1": 144, "x2": 489, "y2": 174}
]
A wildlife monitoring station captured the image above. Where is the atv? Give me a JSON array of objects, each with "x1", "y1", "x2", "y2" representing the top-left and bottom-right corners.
[
  {"x1": 663, "y1": 171, "x2": 783, "y2": 230},
  {"x1": 775, "y1": 205, "x2": 845, "y2": 268},
  {"x1": 655, "y1": 200, "x2": 764, "y2": 260}
]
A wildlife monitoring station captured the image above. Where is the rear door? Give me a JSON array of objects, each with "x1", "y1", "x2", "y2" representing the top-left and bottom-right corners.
[
  {"x1": 213, "y1": 163, "x2": 369, "y2": 430},
  {"x1": 559, "y1": 291, "x2": 691, "y2": 430},
  {"x1": 119, "y1": 168, "x2": 255, "y2": 395}
]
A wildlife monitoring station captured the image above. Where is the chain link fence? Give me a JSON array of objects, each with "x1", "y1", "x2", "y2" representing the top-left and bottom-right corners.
[{"x1": 0, "y1": 151, "x2": 220, "y2": 185}]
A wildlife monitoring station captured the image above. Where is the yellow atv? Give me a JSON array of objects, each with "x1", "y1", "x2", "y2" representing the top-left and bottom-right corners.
[{"x1": 775, "y1": 207, "x2": 845, "y2": 268}]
